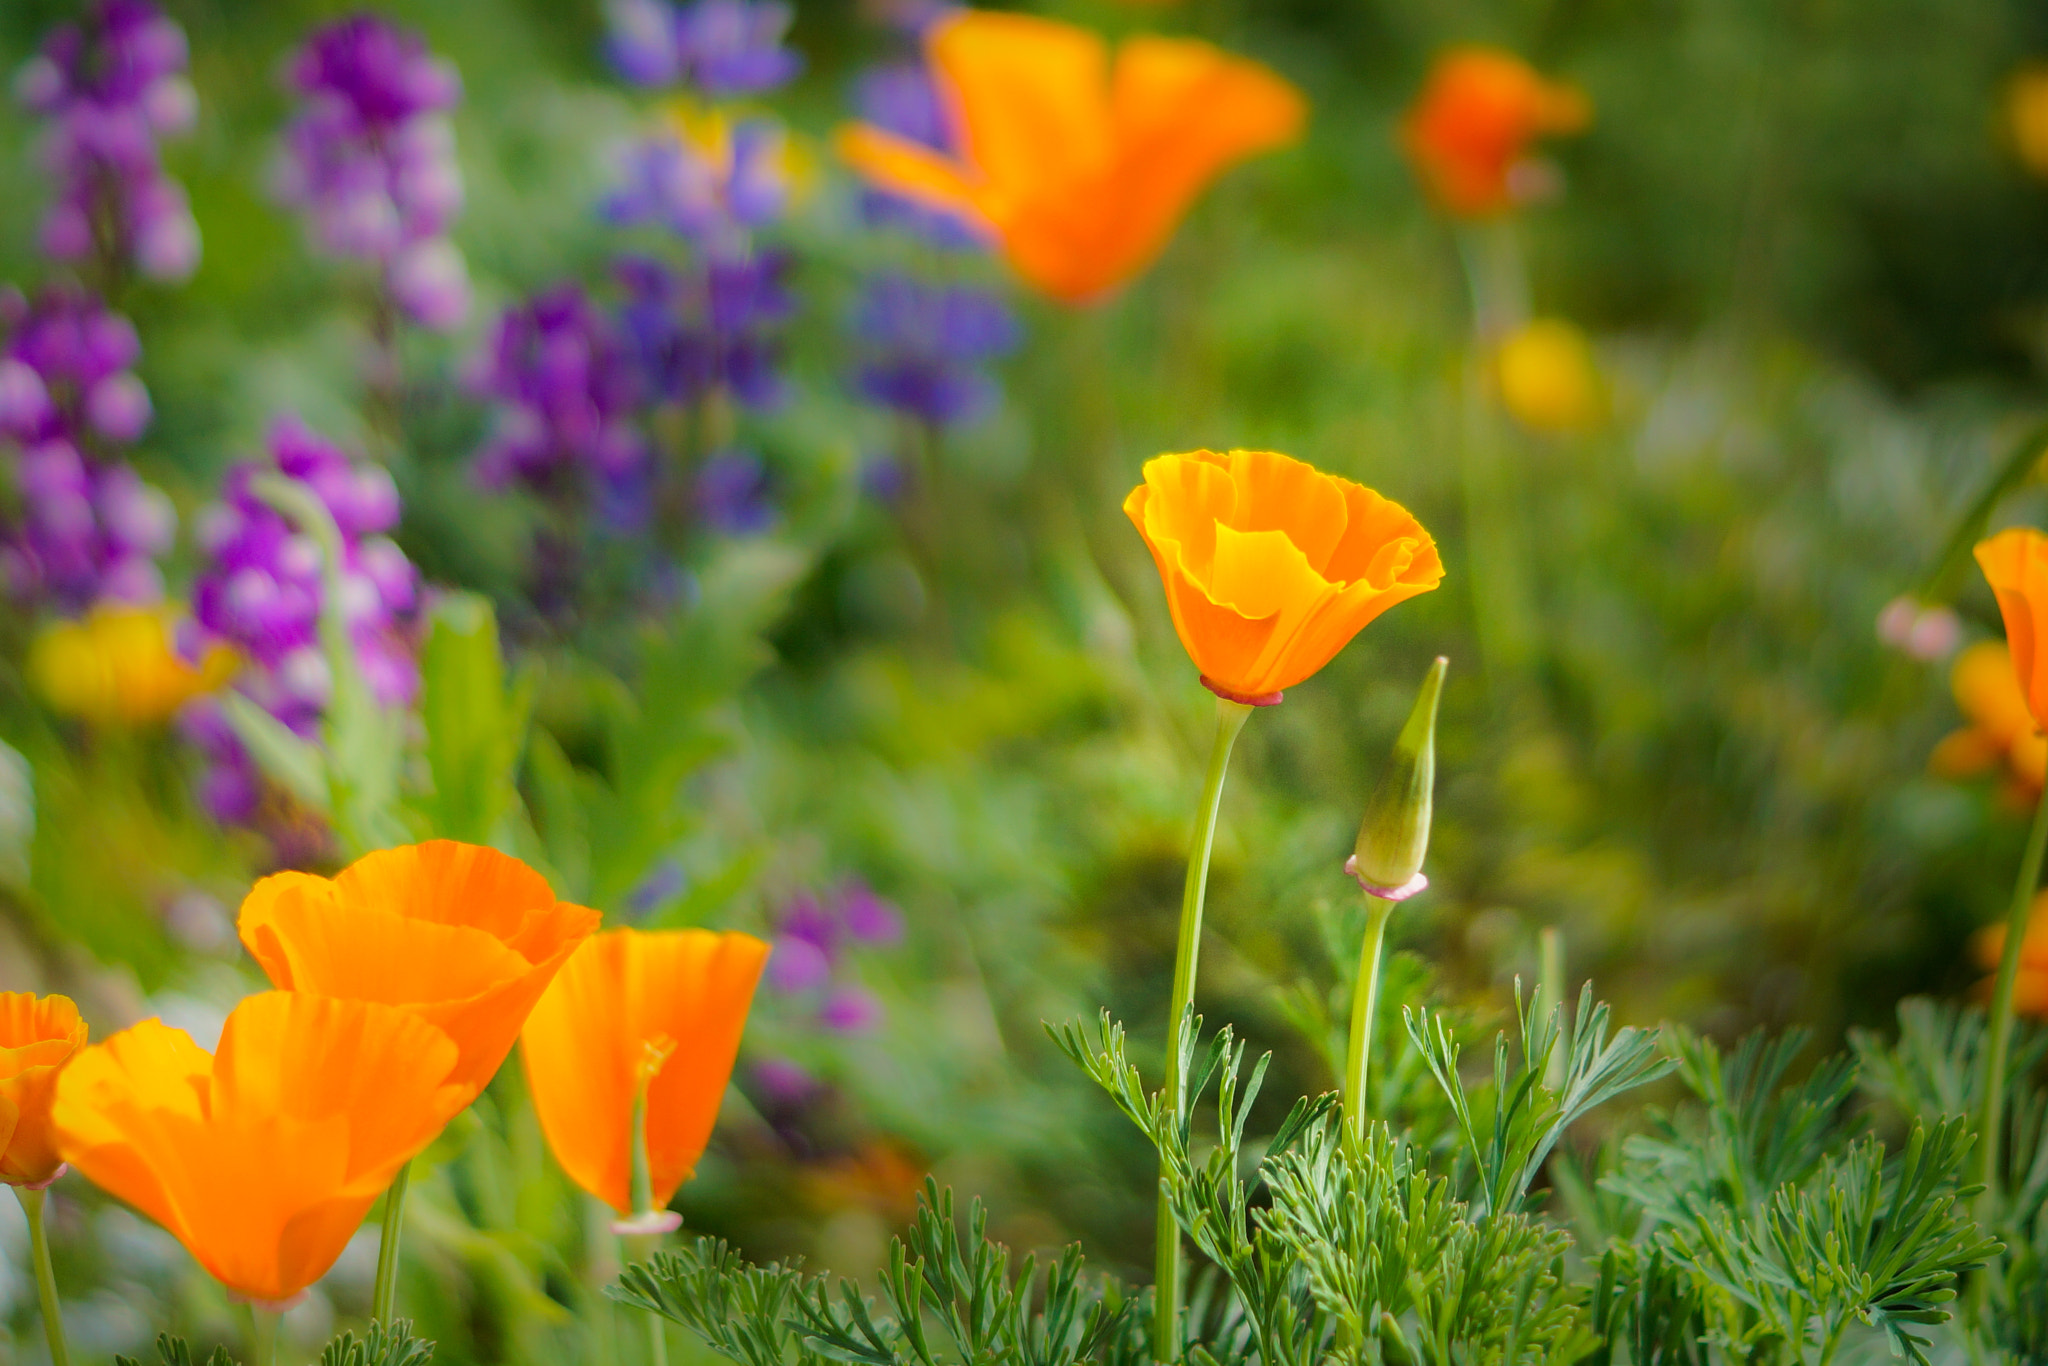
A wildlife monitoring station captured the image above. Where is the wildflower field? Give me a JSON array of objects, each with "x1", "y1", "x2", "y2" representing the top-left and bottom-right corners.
[{"x1": 5, "y1": 0, "x2": 2048, "y2": 1363}]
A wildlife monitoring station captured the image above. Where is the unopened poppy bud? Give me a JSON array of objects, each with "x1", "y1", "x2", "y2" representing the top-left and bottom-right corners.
[{"x1": 1348, "y1": 657, "x2": 1447, "y2": 897}]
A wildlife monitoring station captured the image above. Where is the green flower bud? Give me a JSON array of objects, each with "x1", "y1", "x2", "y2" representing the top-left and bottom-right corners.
[{"x1": 1348, "y1": 657, "x2": 1447, "y2": 895}]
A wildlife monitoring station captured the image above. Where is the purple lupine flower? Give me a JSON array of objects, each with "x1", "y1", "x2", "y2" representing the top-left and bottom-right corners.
[
  {"x1": 0, "y1": 285, "x2": 173, "y2": 611},
  {"x1": 469, "y1": 285, "x2": 645, "y2": 501},
  {"x1": 852, "y1": 274, "x2": 1018, "y2": 426},
  {"x1": 676, "y1": 1, "x2": 803, "y2": 97},
  {"x1": 767, "y1": 934, "x2": 832, "y2": 994},
  {"x1": 603, "y1": 0, "x2": 802, "y2": 96},
  {"x1": 276, "y1": 14, "x2": 469, "y2": 331},
  {"x1": 616, "y1": 254, "x2": 790, "y2": 411},
  {"x1": 602, "y1": 117, "x2": 789, "y2": 256},
  {"x1": 818, "y1": 985, "x2": 883, "y2": 1034},
  {"x1": 696, "y1": 449, "x2": 774, "y2": 535},
  {"x1": 750, "y1": 1056, "x2": 817, "y2": 1106},
  {"x1": 838, "y1": 880, "x2": 903, "y2": 945},
  {"x1": 17, "y1": 0, "x2": 202, "y2": 283}
]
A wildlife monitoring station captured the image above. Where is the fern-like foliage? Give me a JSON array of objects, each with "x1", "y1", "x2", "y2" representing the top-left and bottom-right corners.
[
  {"x1": 1405, "y1": 981, "x2": 1674, "y2": 1217},
  {"x1": 318, "y1": 1320, "x2": 436, "y2": 1366},
  {"x1": 116, "y1": 1335, "x2": 239, "y2": 1366},
  {"x1": 611, "y1": 1180, "x2": 1134, "y2": 1366}
]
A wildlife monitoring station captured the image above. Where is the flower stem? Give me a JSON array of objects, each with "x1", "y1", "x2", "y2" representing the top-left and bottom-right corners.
[
  {"x1": 371, "y1": 1159, "x2": 412, "y2": 1324},
  {"x1": 15, "y1": 1185, "x2": 70, "y2": 1366},
  {"x1": 1343, "y1": 894, "x2": 1397, "y2": 1146},
  {"x1": 1153, "y1": 697, "x2": 1253, "y2": 1362},
  {"x1": 1980, "y1": 780, "x2": 2048, "y2": 1204},
  {"x1": 247, "y1": 1305, "x2": 280, "y2": 1366},
  {"x1": 626, "y1": 1091, "x2": 669, "y2": 1366}
]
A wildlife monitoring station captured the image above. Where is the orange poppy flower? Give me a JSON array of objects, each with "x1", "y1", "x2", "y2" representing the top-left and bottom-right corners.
[
  {"x1": 521, "y1": 928, "x2": 769, "y2": 1216},
  {"x1": 1401, "y1": 47, "x2": 1590, "y2": 218},
  {"x1": 1972, "y1": 890, "x2": 2048, "y2": 1015},
  {"x1": 1124, "y1": 450, "x2": 1444, "y2": 703},
  {"x1": 238, "y1": 841, "x2": 600, "y2": 1100},
  {"x1": 1930, "y1": 641, "x2": 2047, "y2": 795},
  {"x1": 50, "y1": 992, "x2": 466, "y2": 1304},
  {"x1": 835, "y1": 11, "x2": 1306, "y2": 304},
  {"x1": 0, "y1": 993, "x2": 87, "y2": 1187},
  {"x1": 1976, "y1": 528, "x2": 2048, "y2": 729}
]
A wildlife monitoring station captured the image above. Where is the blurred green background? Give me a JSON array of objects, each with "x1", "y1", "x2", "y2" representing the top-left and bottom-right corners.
[{"x1": 3, "y1": 0, "x2": 2048, "y2": 1362}]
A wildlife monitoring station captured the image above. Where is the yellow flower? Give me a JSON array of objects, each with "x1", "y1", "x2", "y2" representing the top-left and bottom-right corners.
[
  {"x1": 29, "y1": 605, "x2": 235, "y2": 726},
  {"x1": 1495, "y1": 318, "x2": 1603, "y2": 434},
  {"x1": 2009, "y1": 65, "x2": 2048, "y2": 179}
]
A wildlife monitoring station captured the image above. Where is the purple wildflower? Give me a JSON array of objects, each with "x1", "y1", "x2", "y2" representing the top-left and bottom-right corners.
[
  {"x1": 818, "y1": 985, "x2": 883, "y2": 1034},
  {"x1": 697, "y1": 449, "x2": 775, "y2": 535},
  {"x1": 184, "y1": 417, "x2": 420, "y2": 826},
  {"x1": 749, "y1": 1056, "x2": 818, "y2": 1106},
  {"x1": 616, "y1": 254, "x2": 790, "y2": 411},
  {"x1": 0, "y1": 285, "x2": 173, "y2": 611},
  {"x1": 852, "y1": 274, "x2": 1018, "y2": 426},
  {"x1": 470, "y1": 285, "x2": 645, "y2": 501},
  {"x1": 838, "y1": 880, "x2": 904, "y2": 945},
  {"x1": 17, "y1": 0, "x2": 201, "y2": 284},
  {"x1": 767, "y1": 935, "x2": 832, "y2": 994},
  {"x1": 275, "y1": 14, "x2": 469, "y2": 331},
  {"x1": 602, "y1": 117, "x2": 789, "y2": 256},
  {"x1": 603, "y1": 0, "x2": 802, "y2": 97}
]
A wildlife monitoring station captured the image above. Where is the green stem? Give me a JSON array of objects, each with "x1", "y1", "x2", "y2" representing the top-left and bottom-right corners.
[
  {"x1": 1980, "y1": 779, "x2": 2048, "y2": 1205},
  {"x1": 1343, "y1": 895, "x2": 1396, "y2": 1145},
  {"x1": 625, "y1": 1091, "x2": 669, "y2": 1366},
  {"x1": 371, "y1": 1160, "x2": 412, "y2": 1324},
  {"x1": 1537, "y1": 926, "x2": 1567, "y2": 1091},
  {"x1": 248, "y1": 1305, "x2": 280, "y2": 1366},
  {"x1": 15, "y1": 1185, "x2": 71, "y2": 1366},
  {"x1": 1153, "y1": 697, "x2": 1253, "y2": 1363}
]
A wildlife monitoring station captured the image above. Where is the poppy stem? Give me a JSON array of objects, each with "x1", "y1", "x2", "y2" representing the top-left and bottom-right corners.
[
  {"x1": 1154, "y1": 696, "x2": 1252, "y2": 1362},
  {"x1": 626, "y1": 1091, "x2": 670, "y2": 1366},
  {"x1": 246, "y1": 1305, "x2": 280, "y2": 1366},
  {"x1": 1342, "y1": 893, "x2": 1397, "y2": 1147},
  {"x1": 14, "y1": 1185, "x2": 71, "y2": 1366},
  {"x1": 371, "y1": 1159, "x2": 412, "y2": 1324},
  {"x1": 1979, "y1": 779, "x2": 2048, "y2": 1206}
]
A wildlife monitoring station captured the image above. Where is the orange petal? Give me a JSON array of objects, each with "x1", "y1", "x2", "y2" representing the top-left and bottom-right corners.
[
  {"x1": 1977, "y1": 528, "x2": 2048, "y2": 727},
  {"x1": 927, "y1": 11, "x2": 1114, "y2": 195},
  {"x1": 1952, "y1": 641, "x2": 2035, "y2": 744},
  {"x1": 637, "y1": 932, "x2": 770, "y2": 1207},
  {"x1": 833, "y1": 124, "x2": 990, "y2": 229},
  {"x1": 0, "y1": 992, "x2": 85, "y2": 1185},
  {"x1": 1216, "y1": 450, "x2": 1348, "y2": 572}
]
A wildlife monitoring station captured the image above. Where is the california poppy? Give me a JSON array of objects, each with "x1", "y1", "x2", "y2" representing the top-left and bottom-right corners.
[
  {"x1": 1973, "y1": 892, "x2": 2048, "y2": 1015},
  {"x1": 521, "y1": 928, "x2": 769, "y2": 1217},
  {"x1": 0, "y1": 992, "x2": 86, "y2": 1188},
  {"x1": 1976, "y1": 528, "x2": 2048, "y2": 728},
  {"x1": 1930, "y1": 641, "x2": 2047, "y2": 796},
  {"x1": 238, "y1": 841, "x2": 600, "y2": 1099},
  {"x1": 835, "y1": 10, "x2": 1306, "y2": 304},
  {"x1": 50, "y1": 991, "x2": 467, "y2": 1304},
  {"x1": 1401, "y1": 47, "x2": 1590, "y2": 218},
  {"x1": 30, "y1": 605, "x2": 235, "y2": 726},
  {"x1": 1124, "y1": 450, "x2": 1443, "y2": 703}
]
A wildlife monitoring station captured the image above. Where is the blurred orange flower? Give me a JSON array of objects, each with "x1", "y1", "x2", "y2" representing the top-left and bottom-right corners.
[
  {"x1": 1929, "y1": 641, "x2": 2047, "y2": 795},
  {"x1": 1124, "y1": 450, "x2": 1443, "y2": 703},
  {"x1": 1972, "y1": 890, "x2": 2048, "y2": 1015},
  {"x1": 2009, "y1": 65, "x2": 2048, "y2": 179},
  {"x1": 1495, "y1": 318, "x2": 1603, "y2": 433},
  {"x1": 835, "y1": 11, "x2": 1306, "y2": 303},
  {"x1": 238, "y1": 841, "x2": 600, "y2": 1100},
  {"x1": 51, "y1": 992, "x2": 466, "y2": 1304},
  {"x1": 30, "y1": 605, "x2": 235, "y2": 726},
  {"x1": 1401, "y1": 47, "x2": 1590, "y2": 217},
  {"x1": 1975, "y1": 527, "x2": 2048, "y2": 727},
  {"x1": 521, "y1": 928, "x2": 768, "y2": 1216},
  {"x1": 0, "y1": 993, "x2": 86, "y2": 1188}
]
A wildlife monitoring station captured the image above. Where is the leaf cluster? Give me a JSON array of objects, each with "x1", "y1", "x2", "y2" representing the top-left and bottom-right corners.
[{"x1": 611, "y1": 1179, "x2": 1135, "y2": 1366}]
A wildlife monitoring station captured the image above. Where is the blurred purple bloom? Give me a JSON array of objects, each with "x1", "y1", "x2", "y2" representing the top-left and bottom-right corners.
[
  {"x1": 697, "y1": 449, "x2": 775, "y2": 535},
  {"x1": 276, "y1": 14, "x2": 468, "y2": 330},
  {"x1": 838, "y1": 880, "x2": 903, "y2": 945},
  {"x1": 627, "y1": 858, "x2": 688, "y2": 917},
  {"x1": 17, "y1": 0, "x2": 201, "y2": 283},
  {"x1": 617, "y1": 254, "x2": 790, "y2": 411},
  {"x1": 750, "y1": 1055, "x2": 817, "y2": 1105},
  {"x1": 470, "y1": 284, "x2": 645, "y2": 500},
  {"x1": 767, "y1": 934, "x2": 832, "y2": 994},
  {"x1": 851, "y1": 61, "x2": 984, "y2": 247},
  {"x1": 604, "y1": 0, "x2": 802, "y2": 96},
  {"x1": 852, "y1": 274, "x2": 1018, "y2": 426},
  {"x1": 860, "y1": 452, "x2": 910, "y2": 505},
  {"x1": 602, "y1": 118, "x2": 788, "y2": 255},
  {"x1": 818, "y1": 985, "x2": 883, "y2": 1034},
  {"x1": 778, "y1": 889, "x2": 839, "y2": 955},
  {"x1": 0, "y1": 285, "x2": 172, "y2": 612}
]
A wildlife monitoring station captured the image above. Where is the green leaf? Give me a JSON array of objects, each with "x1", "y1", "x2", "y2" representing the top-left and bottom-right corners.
[
  {"x1": 219, "y1": 689, "x2": 328, "y2": 813},
  {"x1": 416, "y1": 593, "x2": 533, "y2": 846}
]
